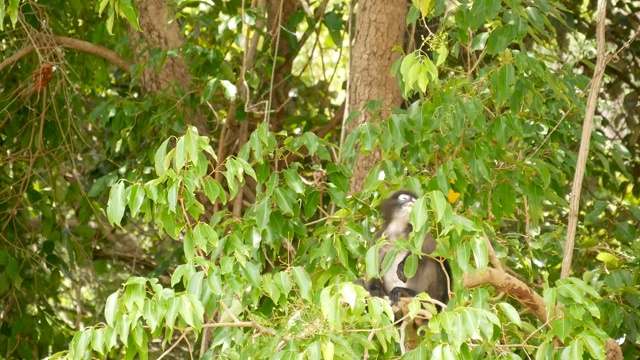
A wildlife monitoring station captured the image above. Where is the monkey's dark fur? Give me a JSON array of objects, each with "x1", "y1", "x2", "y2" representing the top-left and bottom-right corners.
[{"x1": 366, "y1": 190, "x2": 452, "y2": 310}]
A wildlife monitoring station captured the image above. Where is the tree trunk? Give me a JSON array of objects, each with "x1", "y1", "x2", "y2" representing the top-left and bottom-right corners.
[
  {"x1": 347, "y1": 0, "x2": 407, "y2": 193},
  {"x1": 267, "y1": 0, "x2": 299, "y2": 131},
  {"x1": 128, "y1": 0, "x2": 208, "y2": 135}
]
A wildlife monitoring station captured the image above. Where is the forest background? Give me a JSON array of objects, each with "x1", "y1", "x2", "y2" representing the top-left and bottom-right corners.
[{"x1": 1, "y1": 0, "x2": 640, "y2": 359}]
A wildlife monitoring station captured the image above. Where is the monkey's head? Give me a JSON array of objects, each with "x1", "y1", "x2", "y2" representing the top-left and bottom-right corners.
[{"x1": 381, "y1": 190, "x2": 418, "y2": 226}]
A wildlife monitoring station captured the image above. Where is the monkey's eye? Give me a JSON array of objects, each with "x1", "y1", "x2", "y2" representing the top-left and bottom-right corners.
[{"x1": 398, "y1": 194, "x2": 415, "y2": 203}]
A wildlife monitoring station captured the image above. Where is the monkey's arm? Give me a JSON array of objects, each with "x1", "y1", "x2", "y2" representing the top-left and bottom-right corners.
[{"x1": 367, "y1": 278, "x2": 386, "y2": 298}]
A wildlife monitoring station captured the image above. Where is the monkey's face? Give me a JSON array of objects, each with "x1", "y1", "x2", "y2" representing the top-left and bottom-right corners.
[{"x1": 382, "y1": 190, "x2": 418, "y2": 225}]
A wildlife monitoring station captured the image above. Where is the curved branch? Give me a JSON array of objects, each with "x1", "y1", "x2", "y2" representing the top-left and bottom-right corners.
[
  {"x1": 53, "y1": 36, "x2": 133, "y2": 71},
  {"x1": 0, "y1": 35, "x2": 133, "y2": 73},
  {"x1": 0, "y1": 44, "x2": 35, "y2": 72}
]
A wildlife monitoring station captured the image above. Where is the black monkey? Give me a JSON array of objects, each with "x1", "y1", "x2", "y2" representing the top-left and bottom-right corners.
[{"x1": 367, "y1": 190, "x2": 452, "y2": 309}]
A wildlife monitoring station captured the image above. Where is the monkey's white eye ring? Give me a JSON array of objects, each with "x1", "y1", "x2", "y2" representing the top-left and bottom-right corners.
[{"x1": 398, "y1": 194, "x2": 415, "y2": 202}]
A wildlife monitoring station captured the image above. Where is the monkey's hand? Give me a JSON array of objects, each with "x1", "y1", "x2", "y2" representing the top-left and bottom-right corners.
[
  {"x1": 389, "y1": 287, "x2": 417, "y2": 304},
  {"x1": 397, "y1": 258, "x2": 408, "y2": 283}
]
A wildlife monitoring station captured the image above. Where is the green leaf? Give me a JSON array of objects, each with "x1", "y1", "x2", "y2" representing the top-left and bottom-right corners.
[
  {"x1": 128, "y1": 184, "x2": 145, "y2": 218},
  {"x1": 498, "y1": 302, "x2": 522, "y2": 327},
  {"x1": 614, "y1": 222, "x2": 637, "y2": 242},
  {"x1": 165, "y1": 297, "x2": 181, "y2": 329},
  {"x1": 187, "y1": 271, "x2": 205, "y2": 299},
  {"x1": 304, "y1": 189, "x2": 320, "y2": 218},
  {"x1": 435, "y1": 45, "x2": 448, "y2": 66},
  {"x1": 124, "y1": 282, "x2": 145, "y2": 311},
  {"x1": 118, "y1": 0, "x2": 141, "y2": 31},
  {"x1": 432, "y1": 343, "x2": 457, "y2": 360},
  {"x1": 581, "y1": 334, "x2": 605, "y2": 359},
  {"x1": 184, "y1": 230, "x2": 195, "y2": 260},
  {"x1": 96, "y1": 0, "x2": 109, "y2": 14},
  {"x1": 320, "y1": 289, "x2": 342, "y2": 331},
  {"x1": 203, "y1": 178, "x2": 221, "y2": 204},
  {"x1": 207, "y1": 270, "x2": 224, "y2": 295},
  {"x1": 565, "y1": 277, "x2": 601, "y2": 299},
  {"x1": 284, "y1": 169, "x2": 305, "y2": 194},
  {"x1": 596, "y1": 252, "x2": 618, "y2": 266},
  {"x1": 490, "y1": 64, "x2": 516, "y2": 106},
  {"x1": 321, "y1": 341, "x2": 335, "y2": 360},
  {"x1": 154, "y1": 138, "x2": 170, "y2": 176},
  {"x1": 407, "y1": 5, "x2": 420, "y2": 25},
  {"x1": 202, "y1": 78, "x2": 218, "y2": 102},
  {"x1": 171, "y1": 264, "x2": 187, "y2": 287},
  {"x1": 494, "y1": 183, "x2": 516, "y2": 219},
  {"x1": 167, "y1": 181, "x2": 179, "y2": 213},
  {"x1": 292, "y1": 266, "x2": 312, "y2": 301},
  {"x1": 73, "y1": 331, "x2": 92, "y2": 360},
  {"x1": 194, "y1": 222, "x2": 218, "y2": 248},
  {"x1": 428, "y1": 191, "x2": 447, "y2": 223},
  {"x1": 106, "y1": 13, "x2": 115, "y2": 34},
  {"x1": 219, "y1": 80, "x2": 237, "y2": 100},
  {"x1": 536, "y1": 340, "x2": 552, "y2": 360},
  {"x1": 413, "y1": 0, "x2": 434, "y2": 16},
  {"x1": 186, "y1": 127, "x2": 199, "y2": 166},
  {"x1": 380, "y1": 247, "x2": 398, "y2": 276},
  {"x1": 243, "y1": 262, "x2": 261, "y2": 288},
  {"x1": 235, "y1": 157, "x2": 257, "y2": 181},
  {"x1": 104, "y1": 291, "x2": 119, "y2": 327},
  {"x1": 403, "y1": 254, "x2": 418, "y2": 279},
  {"x1": 275, "y1": 271, "x2": 292, "y2": 296},
  {"x1": 91, "y1": 328, "x2": 106, "y2": 355},
  {"x1": 471, "y1": 236, "x2": 488, "y2": 270},
  {"x1": 400, "y1": 52, "x2": 417, "y2": 79},
  {"x1": 107, "y1": 181, "x2": 126, "y2": 226},
  {"x1": 471, "y1": 32, "x2": 489, "y2": 51},
  {"x1": 179, "y1": 294, "x2": 203, "y2": 330},
  {"x1": 256, "y1": 197, "x2": 271, "y2": 231},
  {"x1": 484, "y1": 0, "x2": 502, "y2": 22},
  {"x1": 274, "y1": 188, "x2": 295, "y2": 215},
  {"x1": 565, "y1": 339, "x2": 584, "y2": 359},
  {"x1": 486, "y1": 26, "x2": 510, "y2": 55},
  {"x1": 410, "y1": 195, "x2": 429, "y2": 232},
  {"x1": 365, "y1": 245, "x2": 380, "y2": 280},
  {"x1": 456, "y1": 241, "x2": 471, "y2": 273},
  {"x1": 175, "y1": 136, "x2": 186, "y2": 170}
]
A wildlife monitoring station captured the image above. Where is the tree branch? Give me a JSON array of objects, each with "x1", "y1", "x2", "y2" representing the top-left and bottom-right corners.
[
  {"x1": 463, "y1": 267, "x2": 547, "y2": 323},
  {"x1": 0, "y1": 35, "x2": 133, "y2": 73},
  {"x1": 561, "y1": 0, "x2": 607, "y2": 279},
  {"x1": 53, "y1": 36, "x2": 133, "y2": 71}
]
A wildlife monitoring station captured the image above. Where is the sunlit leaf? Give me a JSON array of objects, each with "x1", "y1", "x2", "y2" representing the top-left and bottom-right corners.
[
  {"x1": 107, "y1": 181, "x2": 126, "y2": 226},
  {"x1": 292, "y1": 266, "x2": 312, "y2": 301}
]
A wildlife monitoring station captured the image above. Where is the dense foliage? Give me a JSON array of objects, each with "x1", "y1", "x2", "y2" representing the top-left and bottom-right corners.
[{"x1": 0, "y1": 0, "x2": 639, "y2": 359}]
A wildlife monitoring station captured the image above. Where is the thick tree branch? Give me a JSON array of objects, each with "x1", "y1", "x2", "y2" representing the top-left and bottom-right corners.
[
  {"x1": 0, "y1": 35, "x2": 133, "y2": 73},
  {"x1": 463, "y1": 267, "x2": 547, "y2": 323},
  {"x1": 53, "y1": 36, "x2": 133, "y2": 71},
  {"x1": 0, "y1": 44, "x2": 35, "y2": 72}
]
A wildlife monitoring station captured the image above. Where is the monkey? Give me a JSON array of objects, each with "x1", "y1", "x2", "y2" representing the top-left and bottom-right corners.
[{"x1": 366, "y1": 190, "x2": 452, "y2": 310}]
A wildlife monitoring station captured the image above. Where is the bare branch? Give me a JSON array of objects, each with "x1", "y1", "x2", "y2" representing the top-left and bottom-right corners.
[
  {"x1": 0, "y1": 35, "x2": 132, "y2": 73},
  {"x1": 561, "y1": 0, "x2": 607, "y2": 279},
  {"x1": 53, "y1": 36, "x2": 133, "y2": 71}
]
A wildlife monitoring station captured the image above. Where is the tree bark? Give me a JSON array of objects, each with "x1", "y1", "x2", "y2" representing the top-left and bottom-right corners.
[
  {"x1": 346, "y1": 0, "x2": 407, "y2": 193},
  {"x1": 267, "y1": 0, "x2": 300, "y2": 131},
  {"x1": 128, "y1": 0, "x2": 208, "y2": 135}
]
